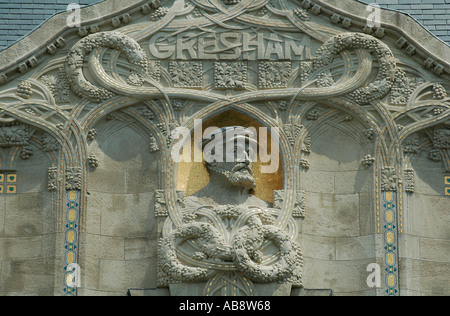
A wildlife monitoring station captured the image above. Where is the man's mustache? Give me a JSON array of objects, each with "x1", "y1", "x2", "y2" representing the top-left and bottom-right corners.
[{"x1": 231, "y1": 163, "x2": 253, "y2": 174}]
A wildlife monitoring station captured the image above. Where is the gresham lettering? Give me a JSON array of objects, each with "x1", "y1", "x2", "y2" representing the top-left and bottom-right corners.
[{"x1": 149, "y1": 31, "x2": 311, "y2": 60}]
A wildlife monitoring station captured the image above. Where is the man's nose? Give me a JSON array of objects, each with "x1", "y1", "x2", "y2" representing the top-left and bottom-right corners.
[
  {"x1": 236, "y1": 151, "x2": 251, "y2": 164},
  {"x1": 244, "y1": 152, "x2": 251, "y2": 164}
]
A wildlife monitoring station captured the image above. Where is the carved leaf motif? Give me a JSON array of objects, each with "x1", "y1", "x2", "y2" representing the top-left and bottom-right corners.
[
  {"x1": 169, "y1": 61, "x2": 203, "y2": 88},
  {"x1": 214, "y1": 62, "x2": 248, "y2": 89},
  {"x1": 381, "y1": 167, "x2": 398, "y2": 191},
  {"x1": 0, "y1": 123, "x2": 33, "y2": 148},
  {"x1": 301, "y1": 134, "x2": 312, "y2": 153},
  {"x1": 65, "y1": 167, "x2": 82, "y2": 190},
  {"x1": 433, "y1": 128, "x2": 450, "y2": 149},
  {"x1": 42, "y1": 135, "x2": 60, "y2": 152},
  {"x1": 283, "y1": 123, "x2": 304, "y2": 147},
  {"x1": 259, "y1": 62, "x2": 292, "y2": 89}
]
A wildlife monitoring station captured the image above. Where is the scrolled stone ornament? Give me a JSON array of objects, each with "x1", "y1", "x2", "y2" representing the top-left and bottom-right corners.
[
  {"x1": 232, "y1": 213, "x2": 303, "y2": 284},
  {"x1": 159, "y1": 218, "x2": 232, "y2": 283},
  {"x1": 310, "y1": 32, "x2": 399, "y2": 104},
  {"x1": 64, "y1": 31, "x2": 149, "y2": 103},
  {"x1": 159, "y1": 206, "x2": 303, "y2": 287}
]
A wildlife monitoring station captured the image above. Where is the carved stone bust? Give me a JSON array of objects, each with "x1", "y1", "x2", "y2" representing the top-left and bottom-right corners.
[
  {"x1": 186, "y1": 126, "x2": 270, "y2": 208},
  {"x1": 159, "y1": 126, "x2": 303, "y2": 296}
]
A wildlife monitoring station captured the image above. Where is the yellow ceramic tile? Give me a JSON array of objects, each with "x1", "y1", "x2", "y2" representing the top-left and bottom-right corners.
[
  {"x1": 0, "y1": 185, "x2": 3, "y2": 194},
  {"x1": 446, "y1": 187, "x2": 450, "y2": 196},
  {"x1": 7, "y1": 174, "x2": 17, "y2": 183},
  {"x1": 445, "y1": 176, "x2": 450, "y2": 185},
  {"x1": 6, "y1": 185, "x2": 16, "y2": 194}
]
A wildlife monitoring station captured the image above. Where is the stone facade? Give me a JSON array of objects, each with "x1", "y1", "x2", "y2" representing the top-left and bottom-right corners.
[{"x1": 0, "y1": 0, "x2": 449, "y2": 296}]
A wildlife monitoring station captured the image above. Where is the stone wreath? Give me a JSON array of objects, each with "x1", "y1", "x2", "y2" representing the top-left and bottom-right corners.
[{"x1": 159, "y1": 206, "x2": 303, "y2": 286}]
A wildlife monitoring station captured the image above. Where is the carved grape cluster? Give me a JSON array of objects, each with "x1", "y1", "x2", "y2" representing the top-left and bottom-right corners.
[
  {"x1": 306, "y1": 109, "x2": 320, "y2": 120},
  {"x1": 88, "y1": 153, "x2": 99, "y2": 168},
  {"x1": 20, "y1": 145, "x2": 33, "y2": 160},
  {"x1": 150, "y1": 7, "x2": 169, "y2": 21},
  {"x1": 432, "y1": 84, "x2": 448, "y2": 100},
  {"x1": 293, "y1": 8, "x2": 310, "y2": 21},
  {"x1": 429, "y1": 148, "x2": 442, "y2": 162},
  {"x1": 223, "y1": 0, "x2": 241, "y2": 5},
  {"x1": 87, "y1": 129, "x2": 97, "y2": 141},
  {"x1": 16, "y1": 81, "x2": 33, "y2": 99}
]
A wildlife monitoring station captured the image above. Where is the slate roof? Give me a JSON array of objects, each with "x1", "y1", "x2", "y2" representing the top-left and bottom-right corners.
[{"x1": 0, "y1": 0, "x2": 448, "y2": 52}]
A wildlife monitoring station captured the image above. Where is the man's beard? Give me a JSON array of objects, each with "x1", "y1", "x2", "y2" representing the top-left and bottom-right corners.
[{"x1": 209, "y1": 163, "x2": 256, "y2": 190}]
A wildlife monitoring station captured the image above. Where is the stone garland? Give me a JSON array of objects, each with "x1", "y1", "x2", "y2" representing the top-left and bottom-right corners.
[{"x1": 159, "y1": 206, "x2": 303, "y2": 287}]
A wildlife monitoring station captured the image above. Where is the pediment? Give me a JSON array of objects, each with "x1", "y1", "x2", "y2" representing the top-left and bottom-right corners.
[{"x1": 0, "y1": 0, "x2": 449, "y2": 83}]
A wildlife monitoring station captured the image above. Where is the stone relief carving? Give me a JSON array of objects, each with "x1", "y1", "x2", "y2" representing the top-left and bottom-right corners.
[
  {"x1": 65, "y1": 167, "x2": 82, "y2": 190},
  {"x1": 158, "y1": 127, "x2": 303, "y2": 295},
  {"x1": 87, "y1": 129, "x2": 97, "y2": 142},
  {"x1": 0, "y1": 122, "x2": 34, "y2": 148},
  {"x1": 149, "y1": 136, "x2": 160, "y2": 153},
  {"x1": 300, "y1": 158, "x2": 310, "y2": 170},
  {"x1": 403, "y1": 135, "x2": 420, "y2": 154},
  {"x1": 64, "y1": 31, "x2": 148, "y2": 102},
  {"x1": 155, "y1": 190, "x2": 186, "y2": 217},
  {"x1": 42, "y1": 134, "x2": 60, "y2": 152},
  {"x1": 301, "y1": 134, "x2": 312, "y2": 154},
  {"x1": 214, "y1": 62, "x2": 248, "y2": 89},
  {"x1": 404, "y1": 168, "x2": 415, "y2": 194},
  {"x1": 0, "y1": 122, "x2": 35, "y2": 160},
  {"x1": 361, "y1": 155, "x2": 375, "y2": 168},
  {"x1": 283, "y1": 123, "x2": 304, "y2": 147},
  {"x1": 381, "y1": 167, "x2": 399, "y2": 192},
  {"x1": 305, "y1": 109, "x2": 320, "y2": 121},
  {"x1": 48, "y1": 167, "x2": 58, "y2": 192},
  {"x1": 433, "y1": 128, "x2": 450, "y2": 149},
  {"x1": 274, "y1": 190, "x2": 306, "y2": 219},
  {"x1": 316, "y1": 71, "x2": 335, "y2": 88},
  {"x1": 277, "y1": 101, "x2": 289, "y2": 111},
  {"x1": 88, "y1": 153, "x2": 99, "y2": 169},
  {"x1": 429, "y1": 148, "x2": 442, "y2": 162},
  {"x1": 169, "y1": 61, "x2": 203, "y2": 88},
  {"x1": 390, "y1": 70, "x2": 424, "y2": 105},
  {"x1": 258, "y1": 62, "x2": 292, "y2": 89},
  {"x1": 432, "y1": 84, "x2": 448, "y2": 100},
  {"x1": 40, "y1": 68, "x2": 71, "y2": 103},
  {"x1": 150, "y1": 7, "x2": 169, "y2": 21},
  {"x1": 16, "y1": 81, "x2": 33, "y2": 99}
]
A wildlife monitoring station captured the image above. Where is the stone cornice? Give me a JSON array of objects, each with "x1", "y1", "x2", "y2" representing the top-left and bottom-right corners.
[{"x1": 314, "y1": 0, "x2": 450, "y2": 74}]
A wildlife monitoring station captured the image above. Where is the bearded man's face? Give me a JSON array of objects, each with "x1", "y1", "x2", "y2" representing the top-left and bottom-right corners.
[{"x1": 206, "y1": 146, "x2": 256, "y2": 190}]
